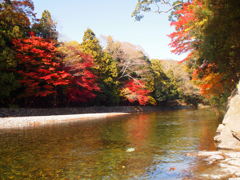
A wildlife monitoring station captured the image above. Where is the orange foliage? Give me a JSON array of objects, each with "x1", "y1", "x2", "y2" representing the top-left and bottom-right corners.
[{"x1": 192, "y1": 64, "x2": 225, "y2": 98}]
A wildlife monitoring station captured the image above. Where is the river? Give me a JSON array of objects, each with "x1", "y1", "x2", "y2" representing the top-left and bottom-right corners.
[{"x1": 0, "y1": 109, "x2": 219, "y2": 179}]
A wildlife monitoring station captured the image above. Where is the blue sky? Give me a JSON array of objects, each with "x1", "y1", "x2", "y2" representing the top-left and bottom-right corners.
[{"x1": 32, "y1": 0, "x2": 186, "y2": 60}]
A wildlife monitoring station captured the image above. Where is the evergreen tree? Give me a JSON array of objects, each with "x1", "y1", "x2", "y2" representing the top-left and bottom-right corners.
[
  {"x1": 80, "y1": 29, "x2": 119, "y2": 105},
  {"x1": 32, "y1": 10, "x2": 58, "y2": 40}
]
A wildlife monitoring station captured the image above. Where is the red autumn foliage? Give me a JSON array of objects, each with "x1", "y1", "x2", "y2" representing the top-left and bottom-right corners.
[
  {"x1": 13, "y1": 34, "x2": 71, "y2": 97},
  {"x1": 64, "y1": 53, "x2": 100, "y2": 103},
  {"x1": 121, "y1": 79, "x2": 150, "y2": 105},
  {"x1": 168, "y1": 0, "x2": 202, "y2": 62},
  {"x1": 168, "y1": 2, "x2": 195, "y2": 55},
  {"x1": 13, "y1": 34, "x2": 100, "y2": 103}
]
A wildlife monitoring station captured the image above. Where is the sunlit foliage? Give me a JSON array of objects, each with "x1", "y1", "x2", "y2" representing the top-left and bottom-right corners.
[
  {"x1": 58, "y1": 41, "x2": 100, "y2": 104},
  {"x1": 133, "y1": 0, "x2": 240, "y2": 107},
  {"x1": 81, "y1": 29, "x2": 119, "y2": 105},
  {"x1": 13, "y1": 34, "x2": 70, "y2": 101},
  {"x1": 120, "y1": 79, "x2": 152, "y2": 105}
]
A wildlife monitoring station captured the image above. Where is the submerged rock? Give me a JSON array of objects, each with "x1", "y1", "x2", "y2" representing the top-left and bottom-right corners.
[{"x1": 197, "y1": 151, "x2": 223, "y2": 157}]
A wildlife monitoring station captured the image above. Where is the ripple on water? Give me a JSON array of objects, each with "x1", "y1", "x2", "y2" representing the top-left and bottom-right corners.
[{"x1": 0, "y1": 109, "x2": 219, "y2": 179}]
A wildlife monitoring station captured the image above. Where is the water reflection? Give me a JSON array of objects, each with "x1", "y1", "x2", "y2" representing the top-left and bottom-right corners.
[
  {"x1": 125, "y1": 114, "x2": 152, "y2": 147},
  {"x1": 0, "y1": 109, "x2": 219, "y2": 179}
]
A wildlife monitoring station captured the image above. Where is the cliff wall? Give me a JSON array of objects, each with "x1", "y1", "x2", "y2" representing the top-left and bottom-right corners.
[{"x1": 214, "y1": 84, "x2": 240, "y2": 149}]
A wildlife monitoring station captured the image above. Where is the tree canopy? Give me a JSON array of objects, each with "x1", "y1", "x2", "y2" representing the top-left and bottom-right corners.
[
  {"x1": 0, "y1": 0, "x2": 218, "y2": 107},
  {"x1": 32, "y1": 10, "x2": 58, "y2": 40},
  {"x1": 133, "y1": 0, "x2": 240, "y2": 107}
]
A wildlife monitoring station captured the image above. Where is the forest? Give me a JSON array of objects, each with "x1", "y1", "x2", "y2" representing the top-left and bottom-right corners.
[
  {"x1": 1, "y1": 0, "x2": 239, "y2": 108},
  {"x1": 133, "y1": 0, "x2": 240, "y2": 108}
]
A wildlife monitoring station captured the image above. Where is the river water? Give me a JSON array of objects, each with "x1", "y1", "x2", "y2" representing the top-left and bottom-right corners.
[{"x1": 0, "y1": 109, "x2": 219, "y2": 179}]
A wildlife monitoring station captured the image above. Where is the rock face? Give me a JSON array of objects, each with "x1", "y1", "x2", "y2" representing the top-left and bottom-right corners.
[
  {"x1": 214, "y1": 83, "x2": 240, "y2": 150},
  {"x1": 196, "y1": 151, "x2": 240, "y2": 179}
]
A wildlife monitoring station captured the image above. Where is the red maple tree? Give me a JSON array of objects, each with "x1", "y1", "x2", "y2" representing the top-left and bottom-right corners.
[
  {"x1": 121, "y1": 79, "x2": 150, "y2": 105},
  {"x1": 168, "y1": 0, "x2": 203, "y2": 62},
  {"x1": 64, "y1": 52, "x2": 100, "y2": 103},
  {"x1": 13, "y1": 34, "x2": 71, "y2": 98},
  {"x1": 14, "y1": 34, "x2": 100, "y2": 104}
]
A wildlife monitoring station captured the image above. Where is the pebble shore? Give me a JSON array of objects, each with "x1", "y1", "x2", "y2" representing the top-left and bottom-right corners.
[{"x1": 0, "y1": 112, "x2": 129, "y2": 129}]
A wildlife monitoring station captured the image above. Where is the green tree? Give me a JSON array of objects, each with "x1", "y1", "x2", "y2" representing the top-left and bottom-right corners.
[
  {"x1": 80, "y1": 29, "x2": 119, "y2": 105},
  {"x1": 151, "y1": 59, "x2": 179, "y2": 104},
  {"x1": 200, "y1": 0, "x2": 240, "y2": 85},
  {"x1": 32, "y1": 10, "x2": 58, "y2": 40}
]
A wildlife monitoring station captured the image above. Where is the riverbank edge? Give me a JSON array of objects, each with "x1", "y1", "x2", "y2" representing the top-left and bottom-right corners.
[
  {"x1": 0, "y1": 105, "x2": 193, "y2": 129},
  {"x1": 0, "y1": 105, "x2": 193, "y2": 117}
]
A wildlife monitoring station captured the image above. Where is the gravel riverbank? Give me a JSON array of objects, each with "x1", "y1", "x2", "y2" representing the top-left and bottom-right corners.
[
  {"x1": 0, "y1": 112, "x2": 129, "y2": 129},
  {"x1": 0, "y1": 105, "x2": 191, "y2": 117},
  {"x1": 0, "y1": 105, "x2": 192, "y2": 129}
]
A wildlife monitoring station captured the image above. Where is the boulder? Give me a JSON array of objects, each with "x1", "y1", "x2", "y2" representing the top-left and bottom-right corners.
[{"x1": 214, "y1": 82, "x2": 240, "y2": 150}]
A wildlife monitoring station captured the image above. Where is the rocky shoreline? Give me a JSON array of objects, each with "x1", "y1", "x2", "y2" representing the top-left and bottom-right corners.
[
  {"x1": 195, "y1": 151, "x2": 240, "y2": 179},
  {"x1": 195, "y1": 82, "x2": 240, "y2": 179},
  {"x1": 214, "y1": 87, "x2": 240, "y2": 150}
]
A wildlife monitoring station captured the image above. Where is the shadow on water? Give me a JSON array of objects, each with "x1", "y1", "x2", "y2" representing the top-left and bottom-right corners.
[{"x1": 0, "y1": 109, "x2": 219, "y2": 179}]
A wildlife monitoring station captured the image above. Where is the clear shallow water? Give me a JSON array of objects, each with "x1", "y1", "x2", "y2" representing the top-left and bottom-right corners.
[{"x1": 0, "y1": 109, "x2": 219, "y2": 179}]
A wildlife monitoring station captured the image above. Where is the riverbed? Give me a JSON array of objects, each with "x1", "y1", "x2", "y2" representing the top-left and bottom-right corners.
[{"x1": 0, "y1": 109, "x2": 219, "y2": 179}]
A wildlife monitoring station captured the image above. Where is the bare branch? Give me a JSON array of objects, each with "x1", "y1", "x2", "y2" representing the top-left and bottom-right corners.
[{"x1": 154, "y1": 2, "x2": 183, "y2": 14}]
